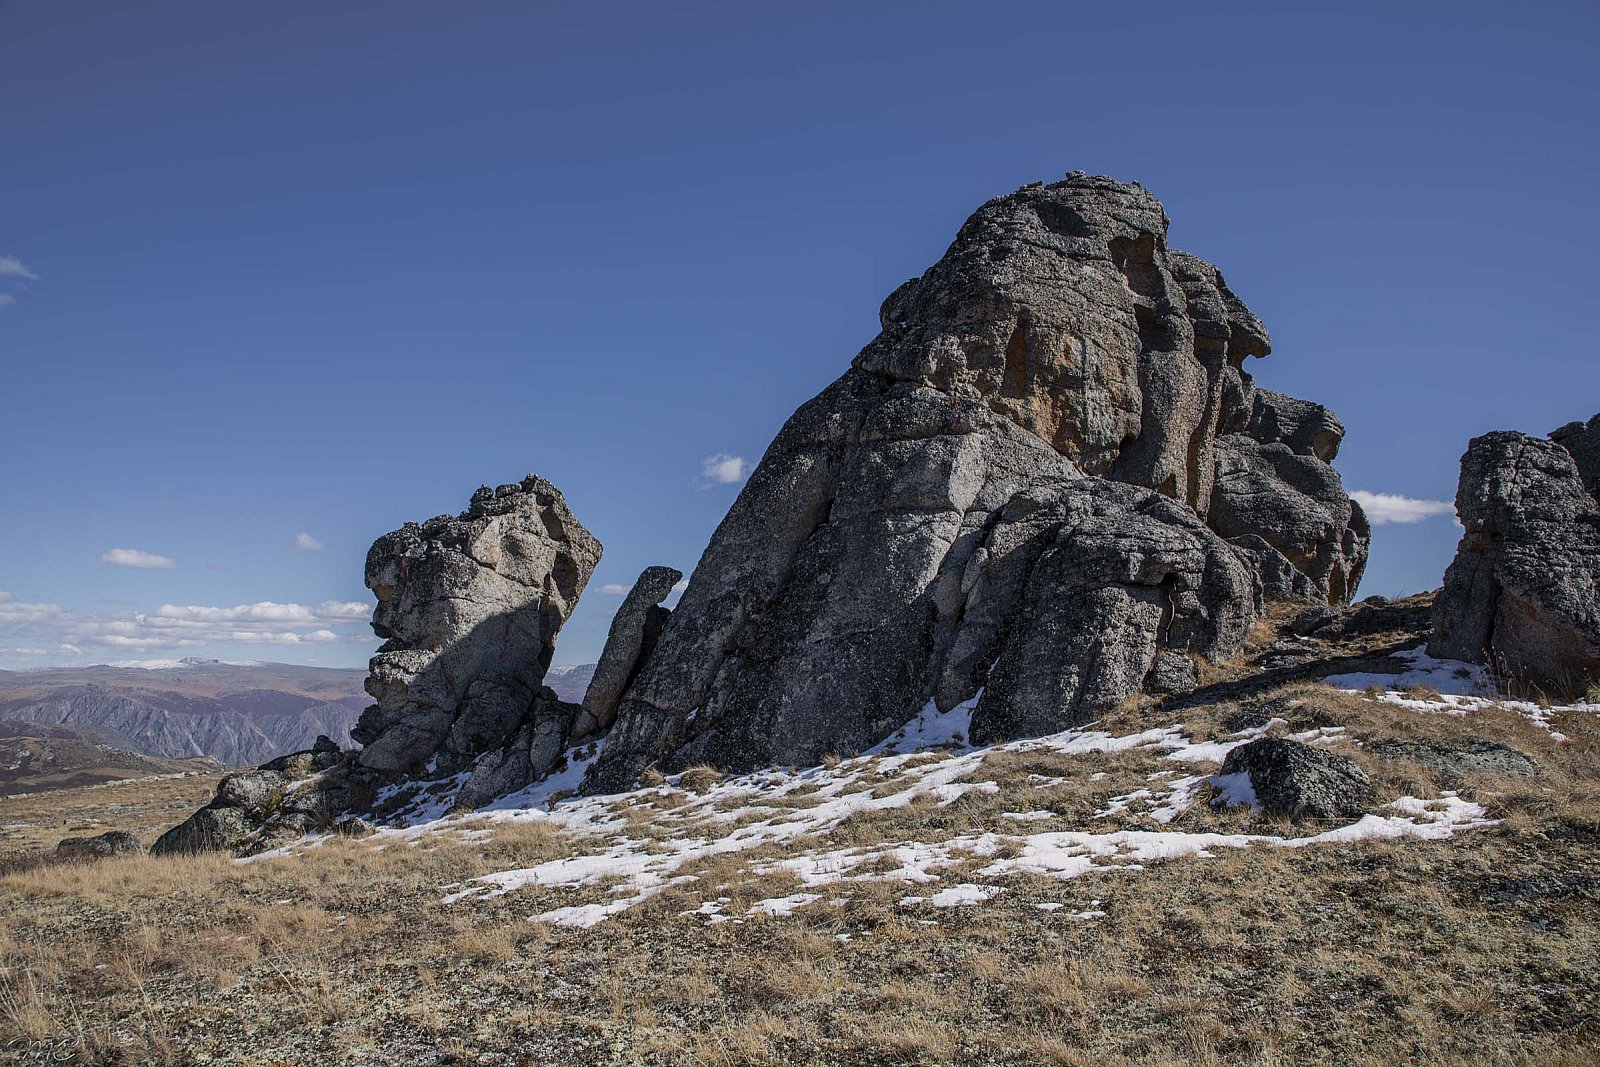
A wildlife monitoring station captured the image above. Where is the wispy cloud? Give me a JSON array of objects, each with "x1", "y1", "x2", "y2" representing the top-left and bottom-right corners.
[
  {"x1": 294, "y1": 532, "x2": 326, "y2": 551},
  {"x1": 0, "y1": 594, "x2": 374, "y2": 664},
  {"x1": 699, "y1": 453, "x2": 750, "y2": 487},
  {"x1": 0, "y1": 294, "x2": 15, "y2": 309},
  {"x1": 1350, "y1": 491, "x2": 1456, "y2": 526},
  {"x1": 600, "y1": 583, "x2": 633, "y2": 595},
  {"x1": 101, "y1": 547, "x2": 178, "y2": 569},
  {"x1": 0, "y1": 255, "x2": 39, "y2": 281}
]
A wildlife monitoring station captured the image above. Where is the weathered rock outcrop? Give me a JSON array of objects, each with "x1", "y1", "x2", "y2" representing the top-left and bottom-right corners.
[
  {"x1": 571, "y1": 566, "x2": 681, "y2": 742},
  {"x1": 586, "y1": 174, "x2": 1365, "y2": 791},
  {"x1": 1220, "y1": 737, "x2": 1374, "y2": 820},
  {"x1": 151, "y1": 736, "x2": 348, "y2": 856},
  {"x1": 1429, "y1": 425, "x2": 1600, "y2": 695},
  {"x1": 1211, "y1": 390, "x2": 1369, "y2": 603},
  {"x1": 352, "y1": 476, "x2": 601, "y2": 776}
]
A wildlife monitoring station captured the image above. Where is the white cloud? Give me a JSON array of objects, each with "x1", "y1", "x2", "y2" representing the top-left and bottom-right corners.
[
  {"x1": 0, "y1": 255, "x2": 38, "y2": 281},
  {"x1": 700, "y1": 453, "x2": 750, "y2": 486},
  {"x1": 1350, "y1": 491, "x2": 1457, "y2": 526},
  {"x1": 0, "y1": 597, "x2": 376, "y2": 662},
  {"x1": 313, "y1": 600, "x2": 372, "y2": 620},
  {"x1": 0, "y1": 294, "x2": 15, "y2": 309},
  {"x1": 0, "y1": 590, "x2": 11, "y2": 603},
  {"x1": 600, "y1": 583, "x2": 633, "y2": 595},
  {"x1": 671, "y1": 578, "x2": 689, "y2": 594},
  {"x1": 294, "y1": 532, "x2": 325, "y2": 551},
  {"x1": 0, "y1": 598, "x2": 63, "y2": 624},
  {"x1": 101, "y1": 547, "x2": 177, "y2": 569}
]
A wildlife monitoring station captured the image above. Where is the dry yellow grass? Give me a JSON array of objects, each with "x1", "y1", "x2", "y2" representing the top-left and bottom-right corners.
[{"x1": 2, "y1": 664, "x2": 1598, "y2": 1065}]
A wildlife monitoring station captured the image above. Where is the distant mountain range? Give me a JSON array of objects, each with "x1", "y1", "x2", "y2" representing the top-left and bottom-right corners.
[{"x1": 0, "y1": 658, "x2": 599, "y2": 791}]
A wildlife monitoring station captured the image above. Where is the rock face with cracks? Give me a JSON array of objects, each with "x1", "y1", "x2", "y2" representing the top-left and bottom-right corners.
[
  {"x1": 1429, "y1": 423, "x2": 1600, "y2": 696},
  {"x1": 587, "y1": 174, "x2": 1366, "y2": 792},
  {"x1": 351, "y1": 475, "x2": 601, "y2": 777}
]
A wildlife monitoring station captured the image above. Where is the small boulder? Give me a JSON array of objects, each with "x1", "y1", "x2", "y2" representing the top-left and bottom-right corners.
[
  {"x1": 150, "y1": 806, "x2": 255, "y2": 856},
  {"x1": 1368, "y1": 738, "x2": 1540, "y2": 782},
  {"x1": 56, "y1": 830, "x2": 141, "y2": 861},
  {"x1": 1220, "y1": 737, "x2": 1373, "y2": 821},
  {"x1": 1287, "y1": 604, "x2": 1339, "y2": 637},
  {"x1": 215, "y1": 770, "x2": 287, "y2": 813}
]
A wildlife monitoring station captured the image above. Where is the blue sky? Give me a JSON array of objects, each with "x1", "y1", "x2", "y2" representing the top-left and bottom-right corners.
[{"x1": 2, "y1": 1, "x2": 1597, "y2": 669}]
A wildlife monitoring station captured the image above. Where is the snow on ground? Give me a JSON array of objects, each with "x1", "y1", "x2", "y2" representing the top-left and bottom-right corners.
[
  {"x1": 1324, "y1": 646, "x2": 1595, "y2": 741},
  {"x1": 300, "y1": 711, "x2": 1500, "y2": 928}
]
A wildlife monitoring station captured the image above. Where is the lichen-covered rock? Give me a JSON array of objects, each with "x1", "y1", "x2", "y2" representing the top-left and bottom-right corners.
[
  {"x1": 455, "y1": 687, "x2": 582, "y2": 809},
  {"x1": 56, "y1": 830, "x2": 142, "y2": 861},
  {"x1": 586, "y1": 174, "x2": 1366, "y2": 791},
  {"x1": 152, "y1": 740, "x2": 356, "y2": 856},
  {"x1": 150, "y1": 805, "x2": 255, "y2": 856},
  {"x1": 1145, "y1": 652, "x2": 1199, "y2": 697},
  {"x1": 1369, "y1": 738, "x2": 1540, "y2": 781},
  {"x1": 571, "y1": 565, "x2": 682, "y2": 742},
  {"x1": 1221, "y1": 737, "x2": 1374, "y2": 820},
  {"x1": 1428, "y1": 430, "x2": 1600, "y2": 696},
  {"x1": 352, "y1": 475, "x2": 601, "y2": 775}
]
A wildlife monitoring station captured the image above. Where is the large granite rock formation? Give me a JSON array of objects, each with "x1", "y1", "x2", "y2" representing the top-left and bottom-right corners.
[
  {"x1": 351, "y1": 475, "x2": 601, "y2": 778},
  {"x1": 1429, "y1": 423, "x2": 1600, "y2": 696},
  {"x1": 586, "y1": 174, "x2": 1365, "y2": 791}
]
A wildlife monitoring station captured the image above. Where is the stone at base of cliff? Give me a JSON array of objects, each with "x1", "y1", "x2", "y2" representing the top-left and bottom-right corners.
[
  {"x1": 353, "y1": 475, "x2": 601, "y2": 776},
  {"x1": 1221, "y1": 738, "x2": 1374, "y2": 821}
]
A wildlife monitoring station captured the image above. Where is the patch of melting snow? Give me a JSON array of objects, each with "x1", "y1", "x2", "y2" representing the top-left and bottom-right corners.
[
  {"x1": 901, "y1": 883, "x2": 1004, "y2": 908},
  {"x1": 259, "y1": 712, "x2": 1503, "y2": 926},
  {"x1": 749, "y1": 892, "x2": 823, "y2": 917},
  {"x1": 1325, "y1": 646, "x2": 1591, "y2": 741},
  {"x1": 1002, "y1": 810, "x2": 1056, "y2": 822}
]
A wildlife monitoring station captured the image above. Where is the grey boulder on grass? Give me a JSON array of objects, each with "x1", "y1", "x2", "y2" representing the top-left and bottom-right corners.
[
  {"x1": 351, "y1": 475, "x2": 602, "y2": 802},
  {"x1": 55, "y1": 830, "x2": 142, "y2": 861},
  {"x1": 1220, "y1": 737, "x2": 1374, "y2": 821}
]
